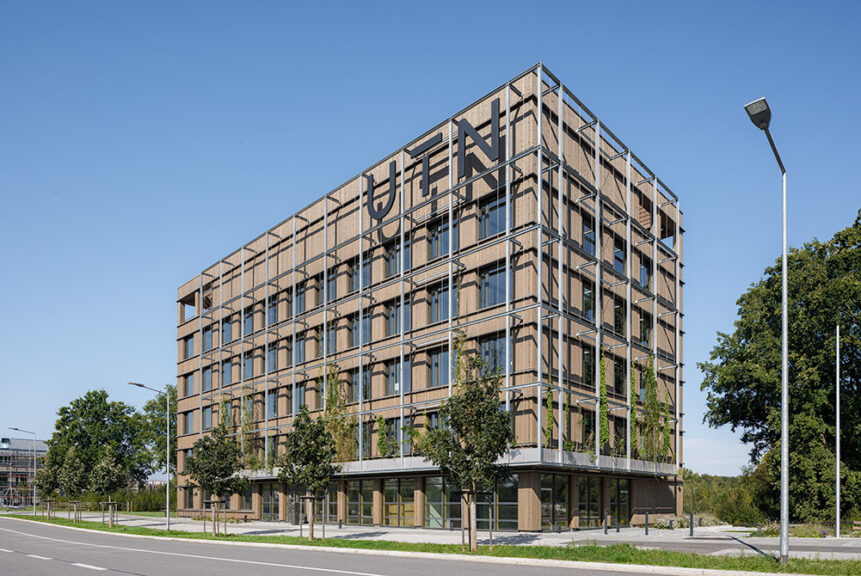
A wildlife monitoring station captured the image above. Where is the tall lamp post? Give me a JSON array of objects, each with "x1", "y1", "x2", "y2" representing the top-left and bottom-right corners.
[
  {"x1": 836, "y1": 324, "x2": 841, "y2": 538},
  {"x1": 129, "y1": 382, "x2": 171, "y2": 532},
  {"x1": 9, "y1": 427, "x2": 36, "y2": 517},
  {"x1": 745, "y1": 97, "x2": 789, "y2": 563}
]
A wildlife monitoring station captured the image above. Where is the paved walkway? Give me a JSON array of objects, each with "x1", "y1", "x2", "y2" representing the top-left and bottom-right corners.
[{"x1": 31, "y1": 512, "x2": 861, "y2": 561}]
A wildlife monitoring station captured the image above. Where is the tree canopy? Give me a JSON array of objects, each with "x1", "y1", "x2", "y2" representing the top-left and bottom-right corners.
[
  {"x1": 140, "y1": 384, "x2": 177, "y2": 475},
  {"x1": 184, "y1": 423, "x2": 248, "y2": 502},
  {"x1": 699, "y1": 210, "x2": 861, "y2": 521}
]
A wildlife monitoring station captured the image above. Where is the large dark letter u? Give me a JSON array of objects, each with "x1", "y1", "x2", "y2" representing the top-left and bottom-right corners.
[{"x1": 366, "y1": 160, "x2": 397, "y2": 221}]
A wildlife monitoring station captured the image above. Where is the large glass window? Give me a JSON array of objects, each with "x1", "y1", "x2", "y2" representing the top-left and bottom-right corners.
[
  {"x1": 184, "y1": 373, "x2": 195, "y2": 397},
  {"x1": 385, "y1": 240, "x2": 411, "y2": 278},
  {"x1": 583, "y1": 220, "x2": 595, "y2": 256},
  {"x1": 428, "y1": 346, "x2": 451, "y2": 389},
  {"x1": 429, "y1": 283, "x2": 457, "y2": 323},
  {"x1": 245, "y1": 353, "x2": 254, "y2": 380},
  {"x1": 614, "y1": 238, "x2": 625, "y2": 275},
  {"x1": 577, "y1": 476, "x2": 601, "y2": 529},
  {"x1": 582, "y1": 346, "x2": 594, "y2": 386},
  {"x1": 639, "y1": 313, "x2": 652, "y2": 347},
  {"x1": 222, "y1": 361, "x2": 232, "y2": 387},
  {"x1": 296, "y1": 283, "x2": 306, "y2": 314},
  {"x1": 383, "y1": 478, "x2": 415, "y2": 527},
  {"x1": 347, "y1": 480, "x2": 374, "y2": 525},
  {"x1": 582, "y1": 283, "x2": 594, "y2": 322},
  {"x1": 293, "y1": 384, "x2": 306, "y2": 412},
  {"x1": 613, "y1": 358, "x2": 625, "y2": 395},
  {"x1": 541, "y1": 474, "x2": 569, "y2": 530},
  {"x1": 639, "y1": 257, "x2": 652, "y2": 290},
  {"x1": 424, "y1": 476, "x2": 462, "y2": 529},
  {"x1": 326, "y1": 271, "x2": 337, "y2": 304},
  {"x1": 203, "y1": 406, "x2": 212, "y2": 431},
  {"x1": 244, "y1": 308, "x2": 254, "y2": 336},
  {"x1": 268, "y1": 296, "x2": 278, "y2": 326},
  {"x1": 184, "y1": 335, "x2": 195, "y2": 360},
  {"x1": 267, "y1": 392, "x2": 278, "y2": 419},
  {"x1": 202, "y1": 367, "x2": 212, "y2": 392},
  {"x1": 326, "y1": 322, "x2": 337, "y2": 355},
  {"x1": 385, "y1": 358, "x2": 411, "y2": 396},
  {"x1": 480, "y1": 264, "x2": 505, "y2": 308},
  {"x1": 614, "y1": 299, "x2": 626, "y2": 336},
  {"x1": 268, "y1": 345, "x2": 278, "y2": 372},
  {"x1": 609, "y1": 478, "x2": 630, "y2": 527},
  {"x1": 476, "y1": 476, "x2": 519, "y2": 531},
  {"x1": 294, "y1": 333, "x2": 306, "y2": 364},
  {"x1": 428, "y1": 217, "x2": 457, "y2": 260},
  {"x1": 184, "y1": 411, "x2": 195, "y2": 435},
  {"x1": 222, "y1": 318, "x2": 232, "y2": 344},
  {"x1": 261, "y1": 483, "x2": 280, "y2": 522},
  {"x1": 479, "y1": 333, "x2": 506, "y2": 374},
  {"x1": 203, "y1": 327, "x2": 212, "y2": 352},
  {"x1": 479, "y1": 194, "x2": 505, "y2": 239},
  {"x1": 385, "y1": 299, "x2": 410, "y2": 336}
]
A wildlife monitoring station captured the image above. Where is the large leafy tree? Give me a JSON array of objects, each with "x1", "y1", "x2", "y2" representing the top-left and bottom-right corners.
[
  {"x1": 184, "y1": 423, "x2": 249, "y2": 535},
  {"x1": 420, "y1": 331, "x2": 513, "y2": 552},
  {"x1": 277, "y1": 405, "x2": 340, "y2": 541},
  {"x1": 44, "y1": 390, "x2": 151, "y2": 491},
  {"x1": 699, "y1": 211, "x2": 861, "y2": 521},
  {"x1": 58, "y1": 446, "x2": 87, "y2": 498}
]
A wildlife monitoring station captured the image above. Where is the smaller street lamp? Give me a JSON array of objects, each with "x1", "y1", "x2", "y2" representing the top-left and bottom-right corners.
[{"x1": 129, "y1": 382, "x2": 172, "y2": 532}]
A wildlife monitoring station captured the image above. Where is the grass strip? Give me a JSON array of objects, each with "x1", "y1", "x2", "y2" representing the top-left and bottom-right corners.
[{"x1": 5, "y1": 514, "x2": 861, "y2": 575}]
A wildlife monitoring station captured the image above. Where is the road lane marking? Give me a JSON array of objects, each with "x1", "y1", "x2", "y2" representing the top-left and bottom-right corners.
[
  {"x1": 27, "y1": 553, "x2": 53, "y2": 559},
  {"x1": 0, "y1": 526, "x2": 389, "y2": 576},
  {"x1": 0, "y1": 548, "x2": 12, "y2": 553},
  {"x1": 72, "y1": 563, "x2": 107, "y2": 571}
]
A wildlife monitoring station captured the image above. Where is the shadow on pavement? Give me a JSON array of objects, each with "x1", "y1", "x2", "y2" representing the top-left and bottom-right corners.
[{"x1": 728, "y1": 535, "x2": 778, "y2": 560}]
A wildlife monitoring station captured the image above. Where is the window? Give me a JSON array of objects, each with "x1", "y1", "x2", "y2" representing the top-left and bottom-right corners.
[
  {"x1": 613, "y1": 358, "x2": 625, "y2": 395},
  {"x1": 362, "y1": 312, "x2": 371, "y2": 345},
  {"x1": 295, "y1": 333, "x2": 306, "y2": 364},
  {"x1": 324, "y1": 272, "x2": 336, "y2": 305},
  {"x1": 480, "y1": 264, "x2": 505, "y2": 308},
  {"x1": 348, "y1": 256, "x2": 371, "y2": 292},
  {"x1": 184, "y1": 373, "x2": 195, "y2": 397},
  {"x1": 182, "y1": 449, "x2": 193, "y2": 474},
  {"x1": 268, "y1": 345, "x2": 278, "y2": 372},
  {"x1": 267, "y1": 392, "x2": 278, "y2": 419},
  {"x1": 312, "y1": 274, "x2": 323, "y2": 308},
  {"x1": 426, "y1": 411, "x2": 441, "y2": 431},
  {"x1": 614, "y1": 237, "x2": 625, "y2": 275},
  {"x1": 429, "y1": 283, "x2": 456, "y2": 323},
  {"x1": 326, "y1": 322, "x2": 337, "y2": 355},
  {"x1": 244, "y1": 308, "x2": 254, "y2": 335},
  {"x1": 268, "y1": 296, "x2": 278, "y2": 326},
  {"x1": 582, "y1": 410, "x2": 594, "y2": 442},
  {"x1": 385, "y1": 299, "x2": 411, "y2": 336},
  {"x1": 428, "y1": 346, "x2": 451, "y2": 389},
  {"x1": 296, "y1": 283, "x2": 306, "y2": 314},
  {"x1": 639, "y1": 257, "x2": 652, "y2": 290},
  {"x1": 222, "y1": 360, "x2": 233, "y2": 387},
  {"x1": 614, "y1": 299, "x2": 626, "y2": 336},
  {"x1": 243, "y1": 396, "x2": 253, "y2": 421},
  {"x1": 583, "y1": 346, "x2": 594, "y2": 385},
  {"x1": 223, "y1": 319, "x2": 233, "y2": 344},
  {"x1": 222, "y1": 402, "x2": 233, "y2": 427},
  {"x1": 583, "y1": 283, "x2": 595, "y2": 322},
  {"x1": 385, "y1": 240, "x2": 411, "y2": 278},
  {"x1": 294, "y1": 385, "x2": 306, "y2": 412},
  {"x1": 184, "y1": 411, "x2": 195, "y2": 435},
  {"x1": 244, "y1": 354, "x2": 254, "y2": 380},
  {"x1": 361, "y1": 420, "x2": 372, "y2": 459},
  {"x1": 203, "y1": 406, "x2": 212, "y2": 431},
  {"x1": 385, "y1": 358, "x2": 411, "y2": 396},
  {"x1": 639, "y1": 313, "x2": 652, "y2": 347},
  {"x1": 583, "y1": 220, "x2": 595, "y2": 257},
  {"x1": 202, "y1": 367, "x2": 212, "y2": 392},
  {"x1": 184, "y1": 335, "x2": 195, "y2": 360},
  {"x1": 479, "y1": 194, "x2": 505, "y2": 239},
  {"x1": 479, "y1": 334, "x2": 506, "y2": 374},
  {"x1": 203, "y1": 327, "x2": 212, "y2": 352},
  {"x1": 428, "y1": 217, "x2": 457, "y2": 260}
]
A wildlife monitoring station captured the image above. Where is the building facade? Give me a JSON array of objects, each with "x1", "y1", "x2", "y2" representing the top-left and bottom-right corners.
[
  {"x1": 0, "y1": 437, "x2": 47, "y2": 507},
  {"x1": 176, "y1": 64, "x2": 684, "y2": 530}
]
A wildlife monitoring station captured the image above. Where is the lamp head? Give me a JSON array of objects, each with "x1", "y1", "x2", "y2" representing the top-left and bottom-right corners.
[
  {"x1": 128, "y1": 382, "x2": 144, "y2": 388},
  {"x1": 745, "y1": 97, "x2": 771, "y2": 131}
]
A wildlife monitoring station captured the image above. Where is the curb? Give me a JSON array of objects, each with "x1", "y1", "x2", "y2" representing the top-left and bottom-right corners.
[{"x1": 0, "y1": 516, "x2": 823, "y2": 576}]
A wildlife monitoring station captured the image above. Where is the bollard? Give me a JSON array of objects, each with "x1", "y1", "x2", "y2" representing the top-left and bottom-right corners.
[
  {"x1": 645, "y1": 512, "x2": 649, "y2": 535},
  {"x1": 604, "y1": 513, "x2": 609, "y2": 535},
  {"x1": 689, "y1": 512, "x2": 694, "y2": 537},
  {"x1": 669, "y1": 519, "x2": 674, "y2": 529},
  {"x1": 338, "y1": 519, "x2": 343, "y2": 529},
  {"x1": 616, "y1": 521, "x2": 620, "y2": 533}
]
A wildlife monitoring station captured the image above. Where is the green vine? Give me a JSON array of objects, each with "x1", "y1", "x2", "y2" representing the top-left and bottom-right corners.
[
  {"x1": 376, "y1": 414, "x2": 393, "y2": 458},
  {"x1": 544, "y1": 378, "x2": 555, "y2": 448},
  {"x1": 630, "y1": 361, "x2": 638, "y2": 458},
  {"x1": 662, "y1": 394, "x2": 672, "y2": 462},
  {"x1": 599, "y1": 349, "x2": 609, "y2": 454},
  {"x1": 323, "y1": 363, "x2": 358, "y2": 462},
  {"x1": 240, "y1": 385, "x2": 261, "y2": 470}
]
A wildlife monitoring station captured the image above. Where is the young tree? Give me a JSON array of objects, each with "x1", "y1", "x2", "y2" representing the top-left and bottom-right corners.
[
  {"x1": 277, "y1": 405, "x2": 340, "y2": 541},
  {"x1": 700, "y1": 211, "x2": 861, "y2": 520},
  {"x1": 59, "y1": 446, "x2": 87, "y2": 499},
  {"x1": 420, "y1": 331, "x2": 513, "y2": 552},
  {"x1": 185, "y1": 424, "x2": 249, "y2": 536},
  {"x1": 323, "y1": 364, "x2": 358, "y2": 462},
  {"x1": 35, "y1": 458, "x2": 59, "y2": 498},
  {"x1": 89, "y1": 446, "x2": 127, "y2": 526}
]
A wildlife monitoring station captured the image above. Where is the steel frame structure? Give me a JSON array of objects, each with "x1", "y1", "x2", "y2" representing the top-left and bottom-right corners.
[{"x1": 179, "y1": 63, "x2": 683, "y2": 485}]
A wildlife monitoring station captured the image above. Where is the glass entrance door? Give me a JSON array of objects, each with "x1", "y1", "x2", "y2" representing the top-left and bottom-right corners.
[
  {"x1": 577, "y1": 476, "x2": 600, "y2": 529},
  {"x1": 262, "y1": 483, "x2": 280, "y2": 522}
]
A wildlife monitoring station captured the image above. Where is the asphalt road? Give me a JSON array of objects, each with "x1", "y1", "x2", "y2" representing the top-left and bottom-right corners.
[{"x1": 0, "y1": 517, "x2": 646, "y2": 576}]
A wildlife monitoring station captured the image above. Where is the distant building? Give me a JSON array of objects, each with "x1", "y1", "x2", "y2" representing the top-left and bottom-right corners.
[
  {"x1": 0, "y1": 437, "x2": 48, "y2": 507},
  {"x1": 176, "y1": 63, "x2": 683, "y2": 530}
]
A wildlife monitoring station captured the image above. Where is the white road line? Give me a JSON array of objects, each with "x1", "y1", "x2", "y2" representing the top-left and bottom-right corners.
[
  {"x1": 27, "y1": 553, "x2": 53, "y2": 560},
  {"x1": 0, "y1": 526, "x2": 389, "y2": 576},
  {"x1": 72, "y1": 563, "x2": 107, "y2": 571},
  {"x1": 0, "y1": 548, "x2": 13, "y2": 553}
]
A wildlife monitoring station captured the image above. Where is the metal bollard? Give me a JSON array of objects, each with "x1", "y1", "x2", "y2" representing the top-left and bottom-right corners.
[
  {"x1": 338, "y1": 519, "x2": 343, "y2": 529},
  {"x1": 604, "y1": 513, "x2": 609, "y2": 534},
  {"x1": 689, "y1": 512, "x2": 694, "y2": 537},
  {"x1": 616, "y1": 521, "x2": 620, "y2": 533},
  {"x1": 669, "y1": 519, "x2": 674, "y2": 529},
  {"x1": 645, "y1": 512, "x2": 649, "y2": 535}
]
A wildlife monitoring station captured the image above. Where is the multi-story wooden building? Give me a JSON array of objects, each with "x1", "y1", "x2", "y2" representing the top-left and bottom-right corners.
[{"x1": 176, "y1": 64, "x2": 683, "y2": 531}]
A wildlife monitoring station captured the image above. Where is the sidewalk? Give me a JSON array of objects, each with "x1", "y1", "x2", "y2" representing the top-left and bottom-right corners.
[{"x1": 51, "y1": 512, "x2": 861, "y2": 561}]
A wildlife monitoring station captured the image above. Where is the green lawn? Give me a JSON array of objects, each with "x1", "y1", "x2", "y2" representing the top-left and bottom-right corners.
[{"x1": 6, "y1": 514, "x2": 861, "y2": 575}]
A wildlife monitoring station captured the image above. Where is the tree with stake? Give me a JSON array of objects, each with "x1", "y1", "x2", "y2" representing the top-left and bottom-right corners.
[
  {"x1": 420, "y1": 330, "x2": 513, "y2": 552},
  {"x1": 277, "y1": 405, "x2": 340, "y2": 541},
  {"x1": 89, "y1": 446, "x2": 127, "y2": 527},
  {"x1": 185, "y1": 423, "x2": 249, "y2": 536}
]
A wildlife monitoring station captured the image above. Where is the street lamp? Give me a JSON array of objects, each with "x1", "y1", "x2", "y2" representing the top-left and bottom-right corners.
[
  {"x1": 129, "y1": 382, "x2": 171, "y2": 532},
  {"x1": 745, "y1": 96, "x2": 789, "y2": 563},
  {"x1": 9, "y1": 427, "x2": 36, "y2": 517}
]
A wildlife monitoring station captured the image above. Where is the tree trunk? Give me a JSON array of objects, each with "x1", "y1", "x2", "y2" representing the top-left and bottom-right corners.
[
  {"x1": 307, "y1": 491, "x2": 314, "y2": 541},
  {"x1": 469, "y1": 490, "x2": 477, "y2": 552}
]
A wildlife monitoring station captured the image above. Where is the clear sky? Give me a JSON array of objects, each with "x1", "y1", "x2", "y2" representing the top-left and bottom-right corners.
[{"x1": 1, "y1": 1, "x2": 858, "y2": 476}]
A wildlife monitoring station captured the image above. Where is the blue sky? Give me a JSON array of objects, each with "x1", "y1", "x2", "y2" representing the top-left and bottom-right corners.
[{"x1": 1, "y1": 1, "x2": 858, "y2": 476}]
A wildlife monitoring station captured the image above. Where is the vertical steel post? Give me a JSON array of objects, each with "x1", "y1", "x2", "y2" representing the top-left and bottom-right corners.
[
  {"x1": 780, "y1": 170, "x2": 788, "y2": 563},
  {"x1": 536, "y1": 65, "x2": 544, "y2": 460},
  {"x1": 593, "y1": 120, "x2": 602, "y2": 462},
  {"x1": 504, "y1": 82, "x2": 512, "y2": 412},
  {"x1": 625, "y1": 151, "x2": 632, "y2": 470},
  {"x1": 674, "y1": 199, "x2": 681, "y2": 470},
  {"x1": 264, "y1": 234, "x2": 270, "y2": 465},
  {"x1": 358, "y1": 177, "x2": 365, "y2": 466},
  {"x1": 447, "y1": 118, "x2": 454, "y2": 397},
  {"x1": 836, "y1": 323, "x2": 841, "y2": 538},
  {"x1": 399, "y1": 150, "x2": 406, "y2": 464},
  {"x1": 322, "y1": 199, "x2": 328, "y2": 414},
  {"x1": 557, "y1": 83, "x2": 564, "y2": 460},
  {"x1": 166, "y1": 385, "x2": 171, "y2": 531},
  {"x1": 291, "y1": 218, "x2": 297, "y2": 419}
]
